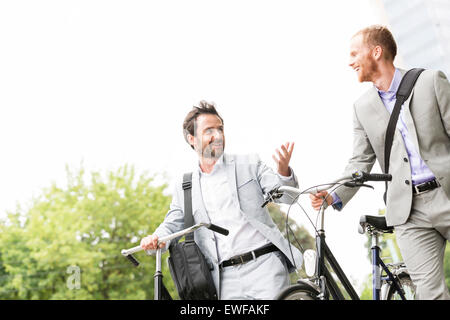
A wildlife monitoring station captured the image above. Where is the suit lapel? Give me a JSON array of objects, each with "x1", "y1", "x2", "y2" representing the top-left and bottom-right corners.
[
  {"x1": 366, "y1": 84, "x2": 405, "y2": 168},
  {"x1": 395, "y1": 68, "x2": 420, "y2": 151},
  {"x1": 191, "y1": 169, "x2": 211, "y2": 223},
  {"x1": 368, "y1": 87, "x2": 391, "y2": 125},
  {"x1": 402, "y1": 89, "x2": 421, "y2": 154},
  {"x1": 367, "y1": 69, "x2": 421, "y2": 141},
  {"x1": 224, "y1": 154, "x2": 239, "y2": 206}
]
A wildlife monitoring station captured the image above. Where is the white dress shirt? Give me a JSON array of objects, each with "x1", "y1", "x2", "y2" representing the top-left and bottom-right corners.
[{"x1": 199, "y1": 156, "x2": 270, "y2": 264}]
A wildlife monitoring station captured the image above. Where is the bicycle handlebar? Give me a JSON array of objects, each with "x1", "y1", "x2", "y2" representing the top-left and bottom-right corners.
[
  {"x1": 207, "y1": 223, "x2": 230, "y2": 236},
  {"x1": 121, "y1": 222, "x2": 229, "y2": 266},
  {"x1": 352, "y1": 171, "x2": 392, "y2": 182},
  {"x1": 262, "y1": 171, "x2": 392, "y2": 208}
]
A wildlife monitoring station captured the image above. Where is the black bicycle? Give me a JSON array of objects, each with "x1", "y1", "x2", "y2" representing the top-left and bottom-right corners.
[{"x1": 262, "y1": 170, "x2": 416, "y2": 300}]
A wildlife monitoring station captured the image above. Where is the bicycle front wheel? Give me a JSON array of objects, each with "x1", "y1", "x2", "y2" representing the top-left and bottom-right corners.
[
  {"x1": 384, "y1": 273, "x2": 416, "y2": 300},
  {"x1": 276, "y1": 282, "x2": 320, "y2": 300}
]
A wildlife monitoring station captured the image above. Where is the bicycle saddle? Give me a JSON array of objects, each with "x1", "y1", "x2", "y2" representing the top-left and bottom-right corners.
[{"x1": 358, "y1": 215, "x2": 394, "y2": 234}]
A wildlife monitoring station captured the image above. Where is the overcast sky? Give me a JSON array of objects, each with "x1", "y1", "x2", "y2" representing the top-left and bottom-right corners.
[{"x1": 0, "y1": 0, "x2": 401, "y2": 292}]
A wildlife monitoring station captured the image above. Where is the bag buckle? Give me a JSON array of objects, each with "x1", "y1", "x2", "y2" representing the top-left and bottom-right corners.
[{"x1": 182, "y1": 181, "x2": 192, "y2": 190}]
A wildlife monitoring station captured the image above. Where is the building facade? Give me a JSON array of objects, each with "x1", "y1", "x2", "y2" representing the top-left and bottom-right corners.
[{"x1": 378, "y1": 0, "x2": 450, "y2": 76}]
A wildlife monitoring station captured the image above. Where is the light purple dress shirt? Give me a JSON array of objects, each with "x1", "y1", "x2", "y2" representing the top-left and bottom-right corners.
[
  {"x1": 376, "y1": 68, "x2": 435, "y2": 185},
  {"x1": 331, "y1": 68, "x2": 435, "y2": 205}
]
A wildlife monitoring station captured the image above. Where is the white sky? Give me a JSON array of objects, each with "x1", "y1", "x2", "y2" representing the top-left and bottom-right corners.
[{"x1": 0, "y1": 0, "x2": 403, "y2": 293}]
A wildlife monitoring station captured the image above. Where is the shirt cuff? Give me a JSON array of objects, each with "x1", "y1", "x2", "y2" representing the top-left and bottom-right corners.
[
  {"x1": 331, "y1": 192, "x2": 343, "y2": 210},
  {"x1": 278, "y1": 167, "x2": 294, "y2": 180}
]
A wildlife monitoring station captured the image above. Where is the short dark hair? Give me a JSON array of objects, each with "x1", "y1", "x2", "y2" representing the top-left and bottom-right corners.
[
  {"x1": 183, "y1": 100, "x2": 224, "y2": 149},
  {"x1": 354, "y1": 25, "x2": 397, "y2": 61}
]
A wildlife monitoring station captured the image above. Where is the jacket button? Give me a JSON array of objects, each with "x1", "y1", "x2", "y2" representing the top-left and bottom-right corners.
[
  {"x1": 403, "y1": 158, "x2": 408, "y2": 162},
  {"x1": 405, "y1": 180, "x2": 410, "y2": 185}
]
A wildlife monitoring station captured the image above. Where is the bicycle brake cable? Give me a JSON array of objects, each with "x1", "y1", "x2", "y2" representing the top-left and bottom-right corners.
[{"x1": 283, "y1": 182, "x2": 345, "y2": 270}]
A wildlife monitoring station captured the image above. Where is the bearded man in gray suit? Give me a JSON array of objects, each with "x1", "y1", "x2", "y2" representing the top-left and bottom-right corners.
[
  {"x1": 310, "y1": 25, "x2": 450, "y2": 300},
  {"x1": 141, "y1": 101, "x2": 302, "y2": 299}
]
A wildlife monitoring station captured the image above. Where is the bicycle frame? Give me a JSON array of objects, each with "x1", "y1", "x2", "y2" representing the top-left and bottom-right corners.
[
  {"x1": 276, "y1": 172, "x2": 393, "y2": 300},
  {"x1": 153, "y1": 247, "x2": 173, "y2": 300},
  {"x1": 315, "y1": 230, "x2": 360, "y2": 300},
  {"x1": 370, "y1": 231, "x2": 406, "y2": 300},
  {"x1": 314, "y1": 230, "x2": 406, "y2": 300},
  {"x1": 279, "y1": 179, "x2": 361, "y2": 300}
]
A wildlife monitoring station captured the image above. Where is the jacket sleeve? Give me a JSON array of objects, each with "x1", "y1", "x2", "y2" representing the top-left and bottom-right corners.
[
  {"x1": 152, "y1": 180, "x2": 185, "y2": 252},
  {"x1": 255, "y1": 155, "x2": 299, "y2": 205},
  {"x1": 334, "y1": 104, "x2": 377, "y2": 210},
  {"x1": 435, "y1": 70, "x2": 450, "y2": 138}
]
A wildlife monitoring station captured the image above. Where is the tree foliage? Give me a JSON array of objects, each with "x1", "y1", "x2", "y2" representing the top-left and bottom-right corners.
[
  {"x1": 0, "y1": 165, "x2": 317, "y2": 299},
  {"x1": 267, "y1": 203, "x2": 315, "y2": 281},
  {"x1": 0, "y1": 164, "x2": 175, "y2": 299}
]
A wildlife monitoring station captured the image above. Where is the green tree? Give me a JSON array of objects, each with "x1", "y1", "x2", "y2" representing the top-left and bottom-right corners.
[
  {"x1": 0, "y1": 164, "x2": 175, "y2": 299},
  {"x1": 445, "y1": 246, "x2": 450, "y2": 289},
  {"x1": 268, "y1": 203, "x2": 357, "y2": 298},
  {"x1": 267, "y1": 203, "x2": 315, "y2": 281}
]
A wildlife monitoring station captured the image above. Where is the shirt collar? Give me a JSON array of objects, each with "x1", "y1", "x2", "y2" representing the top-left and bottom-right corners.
[
  {"x1": 376, "y1": 68, "x2": 402, "y2": 98},
  {"x1": 198, "y1": 154, "x2": 225, "y2": 175}
]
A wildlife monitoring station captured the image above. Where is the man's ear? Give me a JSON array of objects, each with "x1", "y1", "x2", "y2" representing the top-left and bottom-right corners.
[
  {"x1": 187, "y1": 134, "x2": 195, "y2": 149},
  {"x1": 373, "y1": 45, "x2": 383, "y2": 60}
]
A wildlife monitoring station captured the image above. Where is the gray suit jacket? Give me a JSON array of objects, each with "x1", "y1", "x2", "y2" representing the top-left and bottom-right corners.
[
  {"x1": 154, "y1": 153, "x2": 303, "y2": 297},
  {"x1": 335, "y1": 69, "x2": 450, "y2": 226}
]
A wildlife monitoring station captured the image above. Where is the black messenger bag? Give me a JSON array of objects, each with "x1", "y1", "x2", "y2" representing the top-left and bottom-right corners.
[{"x1": 167, "y1": 172, "x2": 218, "y2": 300}]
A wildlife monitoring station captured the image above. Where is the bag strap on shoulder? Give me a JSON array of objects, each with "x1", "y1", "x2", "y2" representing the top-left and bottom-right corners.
[
  {"x1": 383, "y1": 68, "x2": 424, "y2": 203},
  {"x1": 182, "y1": 172, "x2": 194, "y2": 242}
]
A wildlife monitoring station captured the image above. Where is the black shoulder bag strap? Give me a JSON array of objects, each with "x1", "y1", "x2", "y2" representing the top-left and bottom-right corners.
[
  {"x1": 182, "y1": 172, "x2": 194, "y2": 242},
  {"x1": 383, "y1": 68, "x2": 425, "y2": 203}
]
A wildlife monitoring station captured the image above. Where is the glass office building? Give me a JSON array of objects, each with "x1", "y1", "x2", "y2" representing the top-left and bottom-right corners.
[{"x1": 379, "y1": 0, "x2": 450, "y2": 76}]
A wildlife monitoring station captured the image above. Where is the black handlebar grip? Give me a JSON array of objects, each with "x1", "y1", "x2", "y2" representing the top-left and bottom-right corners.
[
  {"x1": 363, "y1": 172, "x2": 392, "y2": 182},
  {"x1": 208, "y1": 224, "x2": 229, "y2": 236},
  {"x1": 352, "y1": 171, "x2": 392, "y2": 182},
  {"x1": 125, "y1": 254, "x2": 140, "y2": 267}
]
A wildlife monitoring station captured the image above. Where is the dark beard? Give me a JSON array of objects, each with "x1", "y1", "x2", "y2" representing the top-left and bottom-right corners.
[{"x1": 201, "y1": 141, "x2": 224, "y2": 160}]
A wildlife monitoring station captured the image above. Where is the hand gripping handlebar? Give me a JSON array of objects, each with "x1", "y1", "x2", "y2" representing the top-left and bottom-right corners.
[{"x1": 121, "y1": 222, "x2": 229, "y2": 267}]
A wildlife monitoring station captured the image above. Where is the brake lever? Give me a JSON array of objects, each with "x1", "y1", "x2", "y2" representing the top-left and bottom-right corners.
[
  {"x1": 343, "y1": 181, "x2": 374, "y2": 189},
  {"x1": 261, "y1": 199, "x2": 270, "y2": 208},
  {"x1": 261, "y1": 188, "x2": 282, "y2": 208}
]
